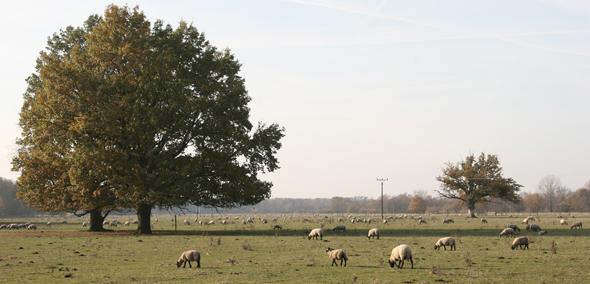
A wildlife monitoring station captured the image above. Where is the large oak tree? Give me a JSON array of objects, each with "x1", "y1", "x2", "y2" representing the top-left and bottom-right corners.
[
  {"x1": 13, "y1": 5, "x2": 284, "y2": 234},
  {"x1": 436, "y1": 153, "x2": 521, "y2": 217}
]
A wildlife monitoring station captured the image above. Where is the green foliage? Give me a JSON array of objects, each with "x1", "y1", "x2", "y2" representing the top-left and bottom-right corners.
[
  {"x1": 436, "y1": 153, "x2": 522, "y2": 215},
  {"x1": 13, "y1": 5, "x2": 284, "y2": 228}
]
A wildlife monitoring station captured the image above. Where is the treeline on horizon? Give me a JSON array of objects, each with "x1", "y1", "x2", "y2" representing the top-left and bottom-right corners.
[{"x1": 2, "y1": 177, "x2": 590, "y2": 217}]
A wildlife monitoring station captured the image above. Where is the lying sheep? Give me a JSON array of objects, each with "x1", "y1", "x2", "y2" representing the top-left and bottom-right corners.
[
  {"x1": 434, "y1": 237, "x2": 456, "y2": 251},
  {"x1": 526, "y1": 224, "x2": 541, "y2": 232},
  {"x1": 570, "y1": 222, "x2": 582, "y2": 230},
  {"x1": 176, "y1": 250, "x2": 201, "y2": 268},
  {"x1": 442, "y1": 218, "x2": 454, "y2": 224},
  {"x1": 480, "y1": 218, "x2": 488, "y2": 224},
  {"x1": 367, "y1": 228, "x2": 379, "y2": 240},
  {"x1": 500, "y1": 228, "x2": 517, "y2": 237},
  {"x1": 559, "y1": 219, "x2": 568, "y2": 226},
  {"x1": 124, "y1": 221, "x2": 131, "y2": 226},
  {"x1": 308, "y1": 228, "x2": 323, "y2": 240},
  {"x1": 511, "y1": 236, "x2": 529, "y2": 250},
  {"x1": 507, "y1": 224, "x2": 521, "y2": 232},
  {"x1": 388, "y1": 244, "x2": 414, "y2": 269},
  {"x1": 326, "y1": 247, "x2": 348, "y2": 267}
]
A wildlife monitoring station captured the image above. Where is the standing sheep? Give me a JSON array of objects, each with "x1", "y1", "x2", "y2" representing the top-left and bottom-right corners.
[
  {"x1": 388, "y1": 244, "x2": 413, "y2": 269},
  {"x1": 442, "y1": 218, "x2": 454, "y2": 224},
  {"x1": 559, "y1": 219, "x2": 568, "y2": 226},
  {"x1": 511, "y1": 236, "x2": 529, "y2": 250},
  {"x1": 326, "y1": 247, "x2": 348, "y2": 267},
  {"x1": 570, "y1": 222, "x2": 582, "y2": 230},
  {"x1": 526, "y1": 224, "x2": 541, "y2": 232},
  {"x1": 499, "y1": 228, "x2": 517, "y2": 237},
  {"x1": 308, "y1": 228, "x2": 323, "y2": 240},
  {"x1": 507, "y1": 224, "x2": 521, "y2": 232},
  {"x1": 434, "y1": 237, "x2": 456, "y2": 251},
  {"x1": 367, "y1": 228, "x2": 379, "y2": 240},
  {"x1": 480, "y1": 218, "x2": 488, "y2": 224},
  {"x1": 183, "y1": 219, "x2": 191, "y2": 226},
  {"x1": 418, "y1": 219, "x2": 427, "y2": 225},
  {"x1": 27, "y1": 224, "x2": 37, "y2": 230},
  {"x1": 176, "y1": 250, "x2": 201, "y2": 268},
  {"x1": 82, "y1": 221, "x2": 88, "y2": 227}
]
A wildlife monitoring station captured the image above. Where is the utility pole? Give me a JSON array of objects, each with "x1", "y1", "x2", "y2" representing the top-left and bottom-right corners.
[{"x1": 377, "y1": 178, "x2": 388, "y2": 220}]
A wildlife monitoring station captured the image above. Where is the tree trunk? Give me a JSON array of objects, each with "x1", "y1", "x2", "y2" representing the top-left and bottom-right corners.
[
  {"x1": 89, "y1": 209, "x2": 107, "y2": 231},
  {"x1": 467, "y1": 202, "x2": 477, "y2": 218},
  {"x1": 136, "y1": 203, "x2": 152, "y2": 234}
]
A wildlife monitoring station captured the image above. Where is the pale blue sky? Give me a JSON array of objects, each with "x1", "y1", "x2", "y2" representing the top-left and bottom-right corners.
[{"x1": 1, "y1": 0, "x2": 589, "y2": 198}]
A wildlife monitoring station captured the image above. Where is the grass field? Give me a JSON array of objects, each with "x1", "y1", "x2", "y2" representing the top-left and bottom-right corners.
[{"x1": 1, "y1": 214, "x2": 589, "y2": 283}]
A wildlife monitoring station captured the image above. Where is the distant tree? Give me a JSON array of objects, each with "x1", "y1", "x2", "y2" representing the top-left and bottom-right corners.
[
  {"x1": 584, "y1": 180, "x2": 590, "y2": 190},
  {"x1": 436, "y1": 153, "x2": 522, "y2": 217},
  {"x1": 565, "y1": 188, "x2": 590, "y2": 212},
  {"x1": 0, "y1": 178, "x2": 34, "y2": 217},
  {"x1": 538, "y1": 175, "x2": 567, "y2": 212},
  {"x1": 522, "y1": 192, "x2": 545, "y2": 213},
  {"x1": 408, "y1": 195, "x2": 426, "y2": 213},
  {"x1": 13, "y1": 5, "x2": 284, "y2": 234}
]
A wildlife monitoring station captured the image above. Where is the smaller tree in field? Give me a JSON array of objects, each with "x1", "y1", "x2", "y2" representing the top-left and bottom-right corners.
[{"x1": 436, "y1": 153, "x2": 521, "y2": 217}]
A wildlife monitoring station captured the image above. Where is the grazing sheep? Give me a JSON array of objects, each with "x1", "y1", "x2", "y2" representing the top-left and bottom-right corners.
[
  {"x1": 124, "y1": 221, "x2": 131, "y2": 226},
  {"x1": 480, "y1": 218, "x2": 488, "y2": 224},
  {"x1": 383, "y1": 219, "x2": 388, "y2": 224},
  {"x1": 559, "y1": 219, "x2": 568, "y2": 226},
  {"x1": 308, "y1": 228, "x2": 323, "y2": 240},
  {"x1": 221, "y1": 220, "x2": 228, "y2": 225},
  {"x1": 46, "y1": 221, "x2": 52, "y2": 227},
  {"x1": 388, "y1": 244, "x2": 414, "y2": 269},
  {"x1": 507, "y1": 224, "x2": 521, "y2": 232},
  {"x1": 326, "y1": 247, "x2": 348, "y2": 267},
  {"x1": 103, "y1": 221, "x2": 109, "y2": 226},
  {"x1": 132, "y1": 220, "x2": 138, "y2": 224},
  {"x1": 82, "y1": 221, "x2": 88, "y2": 227},
  {"x1": 418, "y1": 219, "x2": 427, "y2": 225},
  {"x1": 442, "y1": 218, "x2": 454, "y2": 224},
  {"x1": 176, "y1": 250, "x2": 201, "y2": 268},
  {"x1": 570, "y1": 222, "x2": 582, "y2": 230},
  {"x1": 0, "y1": 224, "x2": 6, "y2": 229},
  {"x1": 526, "y1": 224, "x2": 542, "y2": 232},
  {"x1": 434, "y1": 237, "x2": 456, "y2": 251},
  {"x1": 27, "y1": 224, "x2": 37, "y2": 230},
  {"x1": 511, "y1": 236, "x2": 529, "y2": 250},
  {"x1": 367, "y1": 228, "x2": 379, "y2": 240},
  {"x1": 261, "y1": 219, "x2": 268, "y2": 224},
  {"x1": 500, "y1": 228, "x2": 517, "y2": 237},
  {"x1": 273, "y1": 225, "x2": 282, "y2": 230},
  {"x1": 183, "y1": 219, "x2": 191, "y2": 226},
  {"x1": 207, "y1": 220, "x2": 215, "y2": 225},
  {"x1": 522, "y1": 216, "x2": 535, "y2": 224}
]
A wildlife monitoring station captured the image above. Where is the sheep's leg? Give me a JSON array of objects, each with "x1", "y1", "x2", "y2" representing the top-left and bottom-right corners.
[
  {"x1": 377, "y1": 235, "x2": 379, "y2": 240},
  {"x1": 400, "y1": 259, "x2": 404, "y2": 269},
  {"x1": 332, "y1": 259, "x2": 336, "y2": 266},
  {"x1": 443, "y1": 245, "x2": 446, "y2": 251},
  {"x1": 196, "y1": 260, "x2": 201, "y2": 268},
  {"x1": 340, "y1": 259, "x2": 344, "y2": 266},
  {"x1": 410, "y1": 257, "x2": 414, "y2": 269},
  {"x1": 343, "y1": 259, "x2": 347, "y2": 267},
  {"x1": 183, "y1": 261, "x2": 187, "y2": 268}
]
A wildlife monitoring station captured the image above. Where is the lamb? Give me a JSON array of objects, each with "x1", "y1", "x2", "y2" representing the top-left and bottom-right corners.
[
  {"x1": 511, "y1": 236, "x2": 529, "y2": 250},
  {"x1": 367, "y1": 228, "x2": 379, "y2": 240},
  {"x1": 559, "y1": 219, "x2": 568, "y2": 226},
  {"x1": 570, "y1": 222, "x2": 582, "y2": 230},
  {"x1": 499, "y1": 228, "x2": 516, "y2": 237},
  {"x1": 388, "y1": 244, "x2": 414, "y2": 269},
  {"x1": 526, "y1": 224, "x2": 541, "y2": 232},
  {"x1": 442, "y1": 218, "x2": 454, "y2": 224},
  {"x1": 434, "y1": 237, "x2": 456, "y2": 251},
  {"x1": 308, "y1": 228, "x2": 323, "y2": 240},
  {"x1": 480, "y1": 218, "x2": 488, "y2": 224},
  {"x1": 176, "y1": 250, "x2": 201, "y2": 268},
  {"x1": 326, "y1": 247, "x2": 348, "y2": 267}
]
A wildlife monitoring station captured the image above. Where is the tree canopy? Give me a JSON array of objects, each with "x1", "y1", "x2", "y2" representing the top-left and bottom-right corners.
[
  {"x1": 13, "y1": 5, "x2": 284, "y2": 234},
  {"x1": 436, "y1": 153, "x2": 521, "y2": 217}
]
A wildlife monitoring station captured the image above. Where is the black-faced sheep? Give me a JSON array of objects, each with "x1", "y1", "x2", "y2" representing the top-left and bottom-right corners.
[
  {"x1": 176, "y1": 250, "x2": 201, "y2": 268},
  {"x1": 326, "y1": 247, "x2": 348, "y2": 267},
  {"x1": 507, "y1": 224, "x2": 521, "y2": 232},
  {"x1": 442, "y1": 218, "x2": 454, "y2": 224},
  {"x1": 308, "y1": 228, "x2": 323, "y2": 240},
  {"x1": 388, "y1": 244, "x2": 413, "y2": 269},
  {"x1": 526, "y1": 224, "x2": 541, "y2": 232},
  {"x1": 480, "y1": 218, "x2": 488, "y2": 224},
  {"x1": 273, "y1": 225, "x2": 282, "y2": 230},
  {"x1": 500, "y1": 228, "x2": 516, "y2": 237},
  {"x1": 511, "y1": 236, "x2": 529, "y2": 250},
  {"x1": 570, "y1": 222, "x2": 582, "y2": 230},
  {"x1": 434, "y1": 237, "x2": 456, "y2": 251}
]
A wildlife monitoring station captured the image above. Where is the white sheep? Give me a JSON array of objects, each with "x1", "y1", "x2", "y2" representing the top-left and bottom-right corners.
[
  {"x1": 326, "y1": 247, "x2": 348, "y2": 266},
  {"x1": 418, "y1": 219, "x2": 427, "y2": 225},
  {"x1": 82, "y1": 221, "x2": 88, "y2": 227},
  {"x1": 383, "y1": 219, "x2": 388, "y2": 224},
  {"x1": 499, "y1": 228, "x2": 516, "y2": 237},
  {"x1": 46, "y1": 221, "x2": 52, "y2": 227},
  {"x1": 559, "y1": 219, "x2": 568, "y2": 225},
  {"x1": 434, "y1": 237, "x2": 456, "y2": 251},
  {"x1": 27, "y1": 224, "x2": 37, "y2": 230},
  {"x1": 442, "y1": 218, "x2": 454, "y2": 224},
  {"x1": 367, "y1": 228, "x2": 379, "y2": 240},
  {"x1": 522, "y1": 216, "x2": 535, "y2": 224},
  {"x1": 176, "y1": 250, "x2": 201, "y2": 268},
  {"x1": 183, "y1": 219, "x2": 191, "y2": 226},
  {"x1": 124, "y1": 221, "x2": 131, "y2": 226},
  {"x1": 526, "y1": 224, "x2": 541, "y2": 232},
  {"x1": 308, "y1": 228, "x2": 323, "y2": 240},
  {"x1": 388, "y1": 244, "x2": 414, "y2": 269},
  {"x1": 511, "y1": 236, "x2": 529, "y2": 250},
  {"x1": 207, "y1": 220, "x2": 215, "y2": 225},
  {"x1": 480, "y1": 218, "x2": 488, "y2": 224}
]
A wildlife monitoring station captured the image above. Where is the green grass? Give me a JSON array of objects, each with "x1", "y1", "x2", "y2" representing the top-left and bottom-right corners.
[{"x1": 1, "y1": 214, "x2": 589, "y2": 283}]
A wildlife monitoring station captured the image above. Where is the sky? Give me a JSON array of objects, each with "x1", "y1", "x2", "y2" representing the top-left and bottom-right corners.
[{"x1": 0, "y1": 0, "x2": 589, "y2": 198}]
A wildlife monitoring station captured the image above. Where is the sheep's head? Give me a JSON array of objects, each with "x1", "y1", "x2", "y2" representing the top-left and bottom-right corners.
[
  {"x1": 511, "y1": 245, "x2": 516, "y2": 250},
  {"x1": 176, "y1": 259, "x2": 184, "y2": 268},
  {"x1": 325, "y1": 247, "x2": 333, "y2": 252},
  {"x1": 434, "y1": 244, "x2": 439, "y2": 250},
  {"x1": 388, "y1": 259, "x2": 395, "y2": 268}
]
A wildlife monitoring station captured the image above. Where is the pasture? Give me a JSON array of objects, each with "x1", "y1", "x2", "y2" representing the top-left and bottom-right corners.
[{"x1": 1, "y1": 214, "x2": 589, "y2": 283}]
